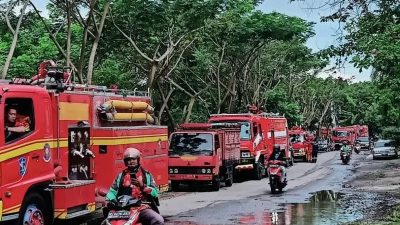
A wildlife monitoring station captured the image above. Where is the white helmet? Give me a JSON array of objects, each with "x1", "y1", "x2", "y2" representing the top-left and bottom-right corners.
[{"x1": 123, "y1": 148, "x2": 141, "y2": 166}]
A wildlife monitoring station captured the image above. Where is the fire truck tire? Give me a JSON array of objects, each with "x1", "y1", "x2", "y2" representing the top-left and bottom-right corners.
[
  {"x1": 212, "y1": 177, "x2": 220, "y2": 191},
  {"x1": 19, "y1": 192, "x2": 52, "y2": 225},
  {"x1": 170, "y1": 181, "x2": 180, "y2": 191}
]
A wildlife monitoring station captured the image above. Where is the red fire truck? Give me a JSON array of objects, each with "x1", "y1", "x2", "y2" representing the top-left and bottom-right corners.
[
  {"x1": 208, "y1": 107, "x2": 291, "y2": 180},
  {"x1": 168, "y1": 123, "x2": 240, "y2": 191},
  {"x1": 331, "y1": 126, "x2": 354, "y2": 151},
  {"x1": 288, "y1": 126, "x2": 313, "y2": 162},
  {"x1": 0, "y1": 61, "x2": 168, "y2": 224}
]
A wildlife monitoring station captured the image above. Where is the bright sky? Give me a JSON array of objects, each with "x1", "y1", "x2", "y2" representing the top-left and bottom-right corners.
[{"x1": 259, "y1": 0, "x2": 372, "y2": 82}]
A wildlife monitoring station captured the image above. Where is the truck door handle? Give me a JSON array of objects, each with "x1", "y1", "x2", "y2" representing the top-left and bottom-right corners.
[{"x1": 31, "y1": 153, "x2": 40, "y2": 160}]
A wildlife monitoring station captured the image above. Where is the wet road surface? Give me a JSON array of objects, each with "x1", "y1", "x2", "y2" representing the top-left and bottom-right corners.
[
  {"x1": 163, "y1": 150, "x2": 368, "y2": 225},
  {"x1": 7, "y1": 149, "x2": 390, "y2": 225}
]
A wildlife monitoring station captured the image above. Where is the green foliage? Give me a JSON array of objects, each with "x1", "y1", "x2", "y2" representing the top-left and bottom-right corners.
[{"x1": 1, "y1": 0, "x2": 398, "y2": 133}]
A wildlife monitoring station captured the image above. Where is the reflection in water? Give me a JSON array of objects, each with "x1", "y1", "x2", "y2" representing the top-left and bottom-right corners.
[
  {"x1": 236, "y1": 190, "x2": 361, "y2": 225},
  {"x1": 166, "y1": 190, "x2": 366, "y2": 225}
]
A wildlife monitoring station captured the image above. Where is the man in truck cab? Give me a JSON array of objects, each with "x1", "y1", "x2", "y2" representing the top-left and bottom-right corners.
[
  {"x1": 105, "y1": 148, "x2": 164, "y2": 225},
  {"x1": 268, "y1": 144, "x2": 287, "y2": 184},
  {"x1": 4, "y1": 106, "x2": 31, "y2": 142}
]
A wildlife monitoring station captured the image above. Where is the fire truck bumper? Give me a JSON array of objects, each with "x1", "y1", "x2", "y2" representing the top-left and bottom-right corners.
[
  {"x1": 0, "y1": 201, "x2": 18, "y2": 222},
  {"x1": 235, "y1": 164, "x2": 254, "y2": 171},
  {"x1": 169, "y1": 174, "x2": 213, "y2": 181}
]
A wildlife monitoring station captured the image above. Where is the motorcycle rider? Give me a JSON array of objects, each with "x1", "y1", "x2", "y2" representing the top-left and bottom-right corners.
[
  {"x1": 340, "y1": 141, "x2": 352, "y2": 159},
  {"x1": 105, "y1": 148, "x2": 164, "y2": 225},
  {"x1": 268, "y1": 144, "x2": 287, "y2": 184}
]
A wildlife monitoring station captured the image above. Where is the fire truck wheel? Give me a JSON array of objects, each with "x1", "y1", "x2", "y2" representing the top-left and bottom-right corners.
[
  {"x1": 170, "y1": 181, "x2": 180, "y2": 191},
  {"x1": 211, "y1": 177, "x2": 220, "y2": 191},
  {"x1": 19, "y1": 192, "x2": 52, "y2": 225}
]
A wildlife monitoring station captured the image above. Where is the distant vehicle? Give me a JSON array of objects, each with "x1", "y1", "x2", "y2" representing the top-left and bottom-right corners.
[
  {"x1": 355, "y1": 136, "x2": 371, "y2": 151},
  {"x1": 372, "y1": 139, "x2": 398, "y2": 160},
  {"x1": 317, "y1": 139, "x2": 329, "y2": 152}
]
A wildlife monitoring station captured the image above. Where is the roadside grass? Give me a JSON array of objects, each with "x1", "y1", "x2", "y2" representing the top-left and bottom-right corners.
[{"x1": 348, "y1": 205, "x2": 400, "y2": 225}]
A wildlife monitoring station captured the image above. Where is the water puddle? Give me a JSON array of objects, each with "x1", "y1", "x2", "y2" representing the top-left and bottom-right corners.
[
  {"x1": 166, "y1": 190, "x2": 382, "y2": 225},
  {"x1": 233, "y1": 190, "x2": 364, "y2": 225}
]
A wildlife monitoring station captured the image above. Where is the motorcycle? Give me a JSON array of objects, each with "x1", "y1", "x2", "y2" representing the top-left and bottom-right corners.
[
  {"x1": 340, "y1": 151, "x2": 350, "y2": 165},
  {"x1": 102, "y1": 195, "x2": 150, "y2": 225},
  {"x1": 267, "y1": 160, "x2": 287, "y2": 194},
  {"x1": 354, "y1": 144, "x2": 361, "y2": 154}
]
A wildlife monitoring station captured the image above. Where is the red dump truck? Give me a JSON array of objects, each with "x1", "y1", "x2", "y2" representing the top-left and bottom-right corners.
[{"x1": 168, "y1": 123, "x2": 241, "y2": 191}]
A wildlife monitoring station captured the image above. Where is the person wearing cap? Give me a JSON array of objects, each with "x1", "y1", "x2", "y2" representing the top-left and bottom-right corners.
[{"x1": 105, "y1": 148, "x2": 164, "y2": 225}]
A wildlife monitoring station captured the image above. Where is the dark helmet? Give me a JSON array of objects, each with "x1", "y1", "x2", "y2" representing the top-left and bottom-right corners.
[
  {"x1": 273, "y1": 144, "x2": 281, "y2": 152},
  {"x1": 123, "y1": 148, "x2": 141, "y2": 168}
]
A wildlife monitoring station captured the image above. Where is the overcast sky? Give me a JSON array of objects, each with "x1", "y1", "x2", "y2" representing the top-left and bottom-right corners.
[{"x1": 24, "y1": 0, "x2": 371, "y2": 82}]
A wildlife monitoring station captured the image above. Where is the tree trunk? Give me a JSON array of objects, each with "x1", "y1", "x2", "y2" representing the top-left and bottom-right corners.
[
  {"x1": 184, "y1": 97, "x2": 195, "y2": 123},
  {"x1": 1, "y1": 0, "x2": 29, "y2": 78},
  {"x1": 147, "y1": 61, "x2": 158, "y2": 89},
  {"x1": 157, "y1": 83, "x2": 174, "y2": 125},
  {"x1": 87, "y1": 0, "x2": 111, "y2": 84}
]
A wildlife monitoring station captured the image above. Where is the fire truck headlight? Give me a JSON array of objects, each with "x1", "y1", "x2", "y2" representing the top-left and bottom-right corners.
[
  {"x1": 201, "y1": 169, "x2": 206, "y2": 174},
  {"x1": 207, "y1": 169, "x2": 212, "y2": 174},
  {"x1": 169, "y1": 168, "x2": 173, "y2": 174},
  {"x1": 174, "y1": 168, "x2": 178, "y2": 174},
  {"x1": 241, "y1": 151, "x2": 251, "y2": 158}
]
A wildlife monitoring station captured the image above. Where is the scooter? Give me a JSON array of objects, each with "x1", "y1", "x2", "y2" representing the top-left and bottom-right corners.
[
  {"x1": 102, "y1": 195, "x2": 150, "y2": 225},
  {"x1": 267, "y1": 160, "x2": 287, "y2": 194},
  {"x1": 354, "y1": 144, "x2": 361, "y2": 154},
  {"x1": 340, "y1": 151, "x2": 350, "y2": 165}
]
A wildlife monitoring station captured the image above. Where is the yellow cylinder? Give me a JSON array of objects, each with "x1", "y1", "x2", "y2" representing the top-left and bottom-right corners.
[
  {"x1": 103, "y1": 100, "x2": 154, "y2": 113},
  {"x1": 106, "y1": 112, "x2": 154, "y2": 123}
]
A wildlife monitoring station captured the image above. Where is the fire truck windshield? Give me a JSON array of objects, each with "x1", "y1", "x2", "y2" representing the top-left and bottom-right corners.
[
  {"x1": 210, "y1": 121, "x2": 250, "y2": 140},
  {"x1": 290, "y1": 134, "x2": 305, "y2": 143},
  {"x1": 333, "y1": 131, "x2": 349, "y2": 137},
  {"x1": 169, "y1": 133, "x2": 213, "y2": 156}
]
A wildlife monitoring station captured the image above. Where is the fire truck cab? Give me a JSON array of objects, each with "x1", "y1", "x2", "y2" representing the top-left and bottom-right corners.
[
  {"x1": 288, "y1": 126, "x2": 313, "y2": 162},
  {"x1": 331, "y1": 127, "x2": 354, "y2": 151},
  {"x1": 168, "y1": 123, "x2": 240, "y2": 191},
  {"x1": 0, "y1": 62, "x2": 168, "y2": 224},
  {"x1": 208, "y1": 107, "x2": 290, "y2": 180}
]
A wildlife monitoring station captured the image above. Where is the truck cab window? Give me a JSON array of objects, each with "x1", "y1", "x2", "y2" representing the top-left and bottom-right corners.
[
  {"x1": 215, "y1": 134, "x2": 220, "y2": 150},
  {"x1": 4, "y1": 98, "x2": 35, "y2": 143},
  {"x1": 253, "y1": 123, "x2": 258, "y2": 137}
]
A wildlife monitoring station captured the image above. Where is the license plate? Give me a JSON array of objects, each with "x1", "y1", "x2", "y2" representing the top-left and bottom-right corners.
[{"x1": 108, "y1": 211, "x2": 130, "y2": 219}]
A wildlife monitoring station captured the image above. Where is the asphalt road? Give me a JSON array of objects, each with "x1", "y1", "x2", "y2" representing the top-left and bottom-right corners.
[{"x1": 162, "y1": 150, "x2": 359, "y2": 225}]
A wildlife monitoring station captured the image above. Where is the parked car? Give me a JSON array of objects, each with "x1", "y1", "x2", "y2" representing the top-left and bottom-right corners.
[
  {"x1": 355, "y1": 136, "x2": 371, "y2": 151},
  {"x1": 318, "y1": 139, "x2": 329, "y2": 152},
  {"x1": 372, "y1": 139, "x2": 398, "y2": 160}
]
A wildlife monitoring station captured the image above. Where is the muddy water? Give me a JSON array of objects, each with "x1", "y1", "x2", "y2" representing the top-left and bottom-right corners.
[{"x1": 166, "y1": 190, "x2": 380, "y2": 225}]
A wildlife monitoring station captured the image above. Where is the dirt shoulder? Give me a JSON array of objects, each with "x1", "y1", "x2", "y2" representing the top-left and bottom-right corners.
[{"x1": 343, "y1": 152, "x2": 400, "y2": 224}]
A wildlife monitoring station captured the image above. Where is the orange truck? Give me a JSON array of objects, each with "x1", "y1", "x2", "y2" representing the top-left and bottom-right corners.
[
  {"x1": 0, "y1": 61, "x2": 168, "y2": 224},
  {"x1": 208, "y1": 107, "x2": 291, "y2": 180},
  {"x1": 168, "y1": 123, "x2": 240, "y2": 191}
]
